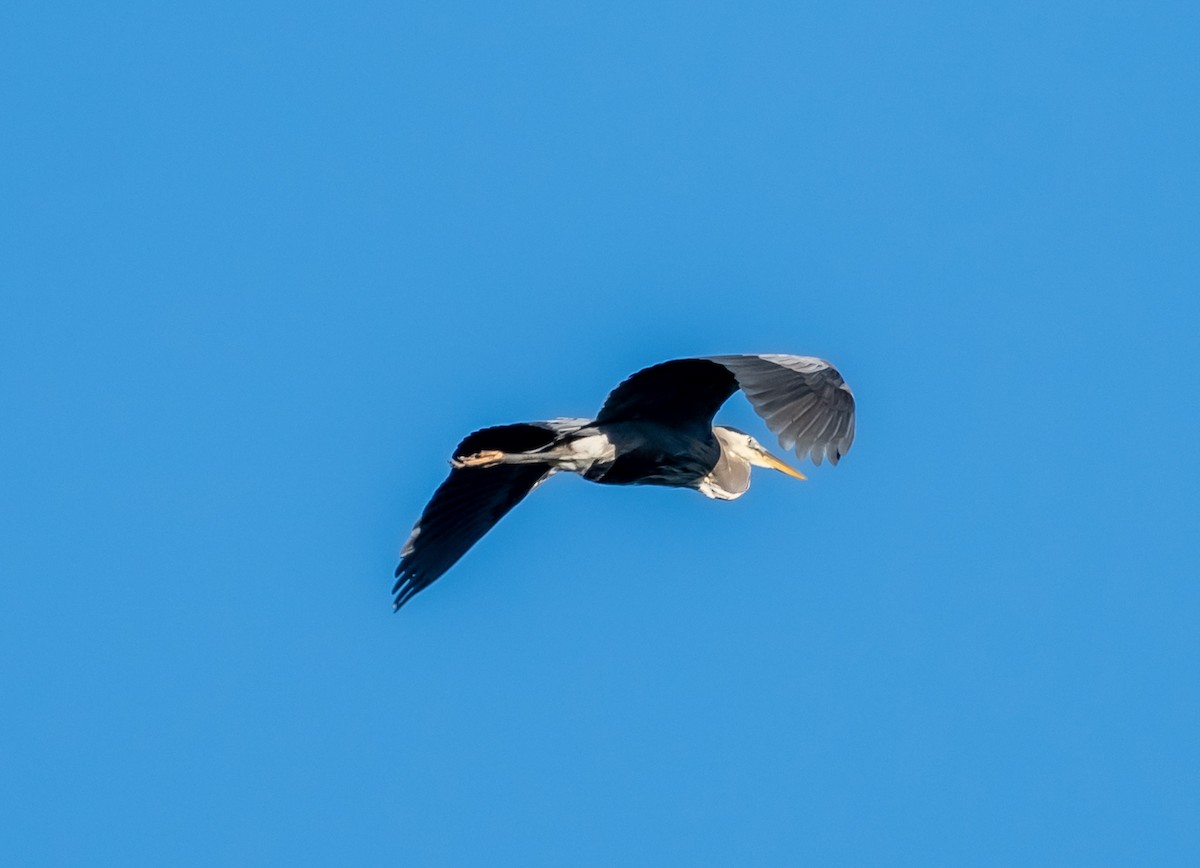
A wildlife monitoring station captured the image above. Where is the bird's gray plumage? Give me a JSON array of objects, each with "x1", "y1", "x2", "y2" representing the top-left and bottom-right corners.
[
  {"x1": 393, "y1": 354, "x2": 855, "y2": 609},
  {"x1": 705, "y1": 354, "x2": 855, "y2": 465}
]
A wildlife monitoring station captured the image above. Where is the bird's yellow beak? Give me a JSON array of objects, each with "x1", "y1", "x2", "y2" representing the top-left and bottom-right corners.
[{"x1": 754, "y1": 446, "x2": 807, "y2": 480}]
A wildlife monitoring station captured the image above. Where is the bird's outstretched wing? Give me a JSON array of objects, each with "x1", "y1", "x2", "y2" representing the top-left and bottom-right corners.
[
  {"x1": 596, "y1": 354, "x2": 855, "y2": 465},
  {"x1": 392, "y1": 421, "x2": 584, "y2": 610},
  {"x1": 706, "y1": 354, "x2": 855, "y2": 465},
  {"x1": 594, "y1": 358, "x2": 740, "y2": 436}
]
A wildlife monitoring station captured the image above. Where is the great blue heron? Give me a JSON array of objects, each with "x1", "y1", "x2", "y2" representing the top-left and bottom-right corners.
[{"x1": 393, "y1": 354, "x2": 856, "y2": 609}]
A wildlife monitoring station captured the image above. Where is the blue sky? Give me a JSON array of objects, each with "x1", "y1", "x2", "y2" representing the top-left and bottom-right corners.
[{"x1": 3, "y1": 1, "x2": 1198, "y2": 864}]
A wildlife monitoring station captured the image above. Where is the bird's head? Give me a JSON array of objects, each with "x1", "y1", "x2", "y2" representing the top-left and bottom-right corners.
[{"x1": 712, "y1": 426, "x2": 807, "y2": 480}]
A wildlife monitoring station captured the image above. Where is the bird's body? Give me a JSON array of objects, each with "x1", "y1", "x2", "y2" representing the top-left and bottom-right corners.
[
  {"x1": 393, "y1": 354, "x2": 856, "y2": 609},
  {"x1": 590, "y1": 422, "x2": 727, "y2": 488},
  {"x1": 505, "y1": 422, "x2": 717, "y2": 486}
]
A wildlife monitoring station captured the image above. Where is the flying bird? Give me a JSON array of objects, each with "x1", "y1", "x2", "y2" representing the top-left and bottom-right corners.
[{"x1": 393, "y1": 354, "x2": 856, "y2": 609}]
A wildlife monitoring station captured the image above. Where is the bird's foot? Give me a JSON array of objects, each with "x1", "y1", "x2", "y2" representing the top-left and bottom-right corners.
[{"x1": 451, "y1": 449, "x2": 506, "y2": 469}]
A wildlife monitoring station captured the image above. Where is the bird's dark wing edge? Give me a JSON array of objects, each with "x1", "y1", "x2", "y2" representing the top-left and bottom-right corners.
[
  {"x1": 706, "y1": 354, "x2": 856, "y2": 465},
  {"x1": 392, "y1": 423, "x2": 561, "y2": 610},
  {"x1": 594, "y1": 358, "x2": 739, "y2": 435}
]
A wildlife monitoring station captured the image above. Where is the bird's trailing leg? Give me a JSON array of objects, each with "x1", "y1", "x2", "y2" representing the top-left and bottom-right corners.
[
  {"x1": 453, "y1": 435, "x2": 610, "y2": 472},
  {"x1": 452, "y1": 448, "x2": 563, "y2": 469},
  {"x1": 451, "y1": 449, "x2": 507, "y2": 469},
  {"x1": 452, "y1": 430, "x2": 614, "y2": 473}
]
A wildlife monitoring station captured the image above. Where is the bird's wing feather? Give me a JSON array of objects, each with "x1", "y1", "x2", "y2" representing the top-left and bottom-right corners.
[
  {"x1": 705, "y1": 354, "x2": 856, "y2": 465},
  {"x1": 392, "y1": 420, "x2": 585, "y2": 610},
  {"x1": 596, "y1": 354, "x2": 855, "y2": 465},
  {"x1": 594, "y1": 358, "x2": 739, "y2": 435}
]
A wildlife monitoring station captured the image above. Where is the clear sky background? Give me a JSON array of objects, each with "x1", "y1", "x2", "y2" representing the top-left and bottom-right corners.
[{"x1": 3, "y1": 1, "x2": 1198, "y2": 865}]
